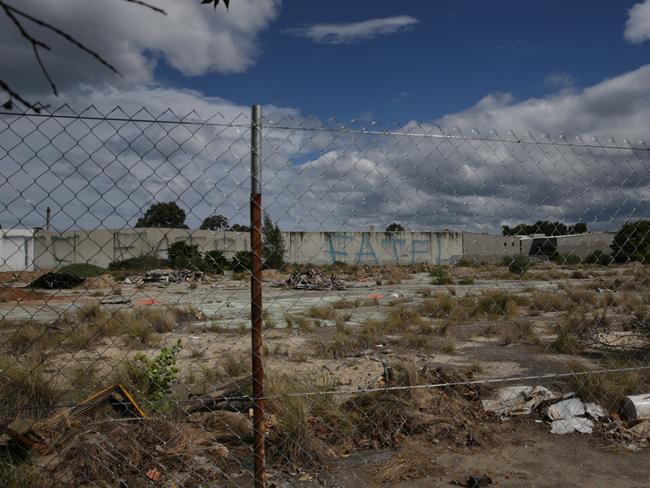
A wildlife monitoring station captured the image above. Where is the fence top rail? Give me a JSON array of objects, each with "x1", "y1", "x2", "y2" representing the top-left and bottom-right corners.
[{"x1": 1, "y1": 109, "x2": 649, "y2": 152}]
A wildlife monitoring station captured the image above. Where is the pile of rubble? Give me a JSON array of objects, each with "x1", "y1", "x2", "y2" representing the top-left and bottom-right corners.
[
  {"x1": 0, "y1": 384, "x2": 247, "y2": 487},
  {"x1": 280, "y1": 268, "x2": 345, "y2": 291},
  {"x1": 482, "y1": 386, "x2": 650, "y2": 443},
  {"x1": 29, "y1": 272, "x2": 85, "y2": 289},
  {"x1": 124, "y1": 269, "x2": 204, "y2": 284}
]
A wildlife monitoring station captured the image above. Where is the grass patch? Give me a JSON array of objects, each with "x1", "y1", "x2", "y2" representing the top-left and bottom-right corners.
[
  {"x1": 58, "y1": 263, "x2": 105, "y2": 278},
  {"x1": 0, "y1": 357, "x2": 60, "y2": 420},
  {"x1": 473, "y1": 291, "x2": 517, "y2": 317},
  {"x1": 528, "y1": 291, "x2": 572, "y2": 313},
  {"x1": 568, "y1": 359, "x2": 650, "y2": 413},
  {"x1": 306, "y1": 306, "x2": 336, "y2": 320},
  {"x1": 266, "y1": 374, "x2": 349, "y2": 468},
  {"x1": 483, "y1": 319, "x2": 540, "y2": 346},
  {"x1": 550, "y1": 311, "x2": 607, "y2": 355}
]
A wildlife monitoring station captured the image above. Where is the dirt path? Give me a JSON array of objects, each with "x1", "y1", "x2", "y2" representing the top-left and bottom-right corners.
[{"x1": 309, "y1": 423, "x2": 648, "y2": 488}]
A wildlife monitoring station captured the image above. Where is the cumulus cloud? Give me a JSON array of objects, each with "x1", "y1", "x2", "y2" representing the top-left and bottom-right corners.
[
  {"x1": 625, "y1": 0, "x2": 650, "y2": 43},
  {"x1": 284, "y1": 15, "x2": 418, "y2": 44},
  {"x1": 544, "y1": 72, "x2": 575, "y2": 90},
  {"x1": 2, "y1": 64, "x2": 650, "y2": 235},
  {"x1": 0, "y1": 0, "x2": 280, "y2": 97}
]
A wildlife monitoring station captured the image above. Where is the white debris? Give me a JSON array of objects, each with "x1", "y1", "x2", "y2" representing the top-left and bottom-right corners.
[
  {"x1": 546, "y1": 398, "x2": 585, "y2": 420},
  {"x1": 482, "y1": 386, "x2": 558, "y2": 416},
  {"x1": 584, "y1": 402, "x2": 608, "y2": 420},
  {"x1": 550, "y1": 417, "x2": 594, "y2": 435}
]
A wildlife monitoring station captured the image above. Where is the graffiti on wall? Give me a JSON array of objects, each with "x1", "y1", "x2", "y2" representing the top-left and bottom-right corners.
[{"x1": 325, "y1": 232, "x2": 448, "y2": 264}]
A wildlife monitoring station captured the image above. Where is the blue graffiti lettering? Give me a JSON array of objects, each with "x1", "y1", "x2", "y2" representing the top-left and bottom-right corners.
[
  {"x1": 356, "y1": 233, "x2": 378, "y2": 264},
  {"x1": 411, "y1": 239, "x2": 430, "y2": 263},
  {"x1": 327, "y1": 233, "x2": 354, "y2": 263}
]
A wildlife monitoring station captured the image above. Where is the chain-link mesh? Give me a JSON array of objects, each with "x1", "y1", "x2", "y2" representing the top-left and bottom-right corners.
[{"x1": 1, "y1": 106, "x2": 649, "y2": 487}]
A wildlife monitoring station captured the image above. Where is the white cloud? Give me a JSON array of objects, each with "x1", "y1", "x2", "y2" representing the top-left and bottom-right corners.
[
  {"x1": 625, "y1": 0, "x2": 650, "y2": 43},
  {"x1": 0, "y1": 0, "x2": 280, "y2": 97},
  {"x1": 284, "y1": 15, "x2": 418, "y2": 44},
  {"x1": 2, "y1": 64, "x2": 650, "y2": 234},
  {"x1": 544, "y1": 72, "x2": 575, "y2": 90}
]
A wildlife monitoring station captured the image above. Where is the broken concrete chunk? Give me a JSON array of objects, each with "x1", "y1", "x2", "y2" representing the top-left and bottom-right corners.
[
  {"x1": 628, "y1": 420, "x2": 650, "y2": 439},
  {"x1": 550, "y1": 417, "x2": 594, "y2": 435},
  {"x1": 482, "y1": 386, "x2": 558, "y2": 416},
  {"x1": 584, "y1": 402, "x2": 608, "y2": 420},
  {"x1": 546, "y1": 398, "x2": 585, "y2": 421}
]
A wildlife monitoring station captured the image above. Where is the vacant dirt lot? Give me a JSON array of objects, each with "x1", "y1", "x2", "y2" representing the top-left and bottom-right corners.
[{"x1": 1, "y1": 261, "x2": 649, "y2": 486}]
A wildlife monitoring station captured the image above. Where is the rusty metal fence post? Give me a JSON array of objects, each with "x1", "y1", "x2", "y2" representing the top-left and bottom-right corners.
[{"x1": 250, "y1": 104, "x2": 266, "y2": 488}]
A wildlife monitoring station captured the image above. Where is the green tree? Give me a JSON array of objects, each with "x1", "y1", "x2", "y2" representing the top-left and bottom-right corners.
[
  {"x1": 386, "y1": 222, "x2": 405, "y2": 232},
  {"x1": 135, "y1": 202, "x2": 188, "y2": 229},
  {"x1": 611, "y1": 220, "x2": 650, "y2": 263},
  {"x1": 229, "y1": 223, "x2": 251, "y2": 232},
  {"x1": 200, "y1": 214, "x2": 229, "y2": 230},
  {"x1": 263, "y1": 214, "x2": 285, "y2": 270}
]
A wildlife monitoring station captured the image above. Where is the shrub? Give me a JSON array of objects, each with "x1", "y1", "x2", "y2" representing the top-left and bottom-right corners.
[
  {"x1": 454, "y1": 257, "x2": 476, "y2": 267},
  {"x1": 554, "y1": 253, "x2": 581, "y2": 265},
  {"x1": 108, "y1": 255, "x2": 170, "y2": 271},
  {"x1": 263, "y1": 214, "x2": 285, "y2": 270},
  {"x1": 124, "y1": 340, "x2": 182, "y2": 407},
  {"x1": 584, "y1": 250, "x2": 614, "y2": 266},
  {"x1": 57, "y1": 263, "x2": 105, "y2": 278},
  {"x1": 503, "y1": 255, "x2": 530, "y2": 275},
  {"x1": 168, "y1": 241, "x2": 203, "y2": 270},
  {"x1": 474, "y1": 291, "x2": 517, "y2": 317},
  {"x1": 203, "y1": 250, "x2": 228, "y2": 274},
  {"x1": 231, "y1": 250, "x2": 253, "y2": 272},
  {"x1": 612, "y1": 219, "x2": 650, "y2": 263},
  {"x1": 430, "y1": 267, "x2": 453, "y2": 285}
]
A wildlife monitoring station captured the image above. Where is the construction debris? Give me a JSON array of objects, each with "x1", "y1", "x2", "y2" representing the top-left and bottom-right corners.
[
  {"x1": 482, "y1": 386, "x2": 610, "y2": 435},
  {"x1": 622, "y1": 393, "x2": 650, "y2": 420},
  {"x1": 142, "y1": 269, "x2": 204, "y2": 284},
  {"x1": 481, "y1": 386, "x2": 558, "y2": 416},
  {"x1": 546, "y1": 398, "x2": 585, "y2": 421},
  {"x1": 280, "y1": 268, "x2": 345, "y2": 291},
  {"x1": 550, "y1": 417, "x2": 594, "y2": 435},
  {"x1": 29, "y1": 272, "x2": 85, "y2": 289}
]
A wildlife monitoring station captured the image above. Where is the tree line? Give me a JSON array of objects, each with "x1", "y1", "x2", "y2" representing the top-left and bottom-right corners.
[{"x1": 134, "y1": 202, "x2": 249, "y2": 232}]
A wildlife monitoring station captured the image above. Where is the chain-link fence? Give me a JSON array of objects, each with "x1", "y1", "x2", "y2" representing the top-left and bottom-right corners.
[{"x1": 1, "y1": 105, "x2": 649, "y2": 487}]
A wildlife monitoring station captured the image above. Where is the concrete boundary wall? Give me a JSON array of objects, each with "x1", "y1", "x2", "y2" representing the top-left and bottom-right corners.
[
  {"x1": 28, "y1": 228, "x2": 614, "y2": 270},
  {"x1": 285, "y1": 231, "x2": 463, "y2": 265},
  {"x1": 34, "y1": 229, "x2": 250, "y2": 270},
  {"x1": 0, "y1": 229, "x2": 35, "y2": 271}
]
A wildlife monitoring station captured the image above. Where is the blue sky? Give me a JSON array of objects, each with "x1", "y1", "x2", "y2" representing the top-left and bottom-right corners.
[
  {"x1": 155, "y1": 0, "x2": 650, "y2": 123},
  {"x1": 3, "y1": 0, "x2": 650, "y2": 232}
]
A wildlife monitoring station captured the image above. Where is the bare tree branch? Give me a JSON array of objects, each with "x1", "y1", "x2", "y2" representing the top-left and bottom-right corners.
[
  {"x1": 0, "y1": 79, "x2": 43, "y2": 112},
  {"x1": 0, "y1": 0, "x2": 169, "y2": 110},
  {"x1": 123, "y1": 0, "x2": 167, "y2": 15},
  {"x1": 0, "y1": 0, "x2": 228, "y2": 110}
]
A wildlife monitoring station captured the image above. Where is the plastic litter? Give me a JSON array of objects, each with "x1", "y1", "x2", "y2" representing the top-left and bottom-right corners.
[
  {"x1": 546, "y1": 398, "x2": 585, "y2": 420},
  {"x1": 550, "y1": 417, "x2": 594, "y2": 435}
]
